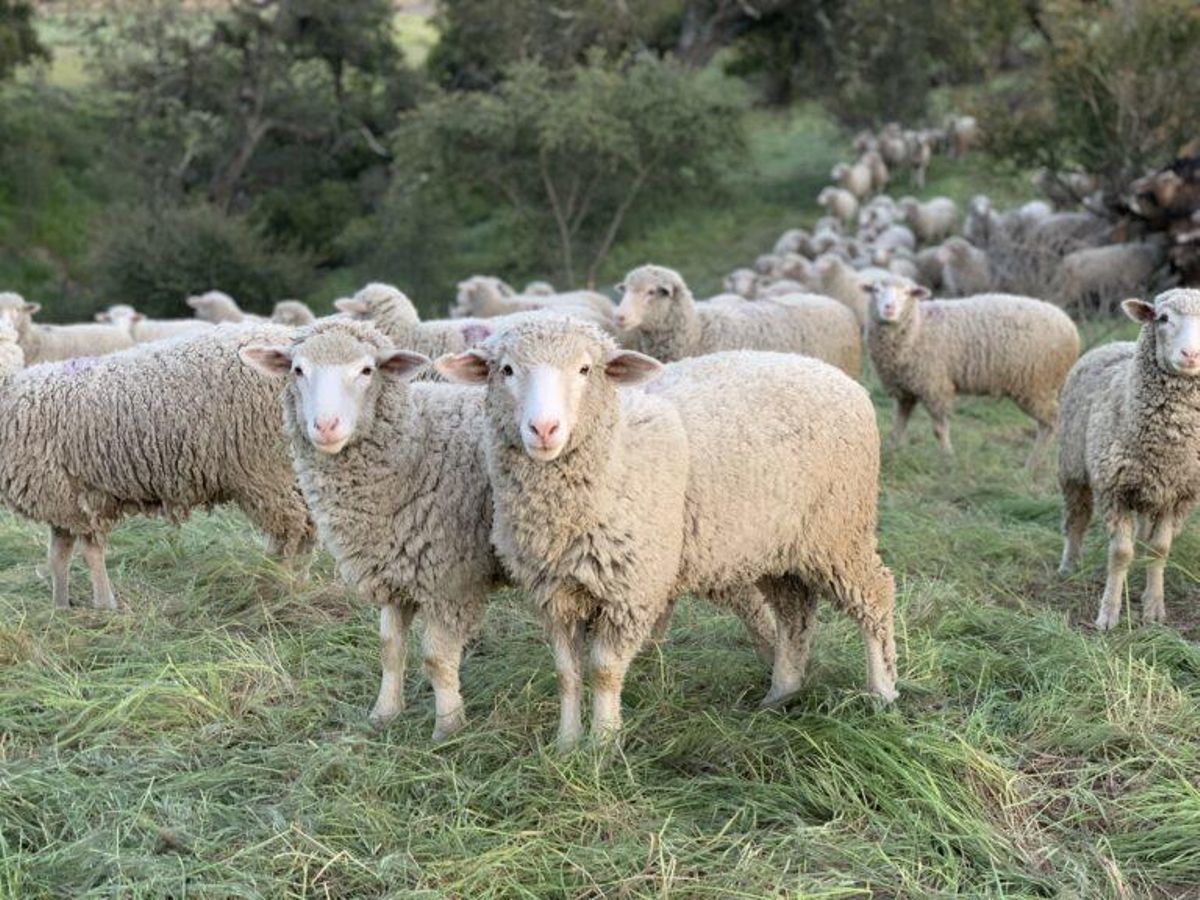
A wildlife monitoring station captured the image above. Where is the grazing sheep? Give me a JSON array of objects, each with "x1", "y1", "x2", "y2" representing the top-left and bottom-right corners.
[
  {"x1": 865, "y1": 282, "x2": 1079, "y2": 466},
  {"x1": 1057, "y1": 290, "x2": 1200, "y2": 629},
  {"x1": 615, "y1": 265, "x2": 861, "y2": 377},
  {"x1": 899, "y1": 196, "x2": 959, "y2": 245},
  {"x1": 438, "y1": 319, "x2": 897, "y2": 748},
  {"x1": 0, "y1": 323, "x2": 314, "y2": 609},
  {"x1": 187, "y1": 290, "x2": 263, "y2": 324},
  {"x1": 0, "y1": 293, "x2": 134, "y2": 363},
  {"x1": 832, "y1": 160, "x2": 873, "y2": 199},
  {"x1": 271, "y1": 300, "x2": 316, "y2": 327},
  {"x1": 938, "y1": 237, "x2": 992, "y2": 297},
  {"x1": 818, "y1": 187, "x2": 860, "y2": 227},
  {"x1": 1052, "y1": 241, "x2": 1164, "y2": 313},
  {"x1": 95, "y1": 304, "x2": 213, "y2": 343},
  {"x1": 240, "y1": 319, "x2": 502, "y2": 738}
]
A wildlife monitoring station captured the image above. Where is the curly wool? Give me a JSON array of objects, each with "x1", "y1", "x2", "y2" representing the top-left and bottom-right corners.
[
  {"x1": 0, "y1": 323, "x2": 313, "y2": 554},
  {"x1": 867, "y1": 292, "x2": 1079, "y2": 435},
  {"x1": 617, "y1": 265, "x2": 862, "y2": 377}
]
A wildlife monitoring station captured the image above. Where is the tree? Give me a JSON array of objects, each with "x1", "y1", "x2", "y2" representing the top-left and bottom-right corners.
[
  {"x1": 0, "y1": 0, "x2": 46, "y2": 80},
  {"x1": 396, "y1": 54, "x2": 745, "y2": 287}
]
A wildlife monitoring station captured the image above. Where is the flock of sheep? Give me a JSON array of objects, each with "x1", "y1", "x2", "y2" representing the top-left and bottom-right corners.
[{"x1": 0, "y1": 119, "x2": 1197, "y2": 750}]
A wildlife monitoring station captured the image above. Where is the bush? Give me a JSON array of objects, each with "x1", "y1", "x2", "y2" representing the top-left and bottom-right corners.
[{"x1": 90, "y1": 204, "x2": 313, "y2": 317}]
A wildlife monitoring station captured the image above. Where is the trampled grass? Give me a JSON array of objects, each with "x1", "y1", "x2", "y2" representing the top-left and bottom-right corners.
[{"x1": 3, "y1": 319, "x2": 1200, "y2": 897}]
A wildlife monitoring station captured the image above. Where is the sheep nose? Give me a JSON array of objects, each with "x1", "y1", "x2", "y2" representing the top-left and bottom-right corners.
[
  {"x1": 1181, "y1": 348, "x2": 1200, "y2": 365},
  {"x1": 614, "y1": 312, "x2": 627, "y2": 328},
  {"x1": 314, "y1": 415, "x2": 342, "y2": 439},
  {"x1": 529, "y1": 417, "x2": 560, "y2": 441}
]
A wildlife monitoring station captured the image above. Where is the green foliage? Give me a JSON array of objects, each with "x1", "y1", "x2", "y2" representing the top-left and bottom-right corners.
[
  {"x1": 90, "y1": 204, "x2": 312, "y2": 316},
  {"x1": 979, "y1": 0, "x2": 1200, "y2": 187},
  {"x1": 390, "y1": 54, "x2": 746, "y2": 289},
  {"x1": 0, "y1": 0, "x2": 45, "y2": 80}
]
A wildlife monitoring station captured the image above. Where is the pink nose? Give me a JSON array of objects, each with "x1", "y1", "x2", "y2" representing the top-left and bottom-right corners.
[
  {"x1": 1182, "y1": 349, "x2": 1200, "y2": 364},
  {"x1": 529, "y1": 417, "x2": 560, "y2": 442},
  {"x1": 314, "y1": 416, "x2": 342, "y2": 440},
  {"x1": 614, "y1": 313, "x2": 627, "y2": 328}
]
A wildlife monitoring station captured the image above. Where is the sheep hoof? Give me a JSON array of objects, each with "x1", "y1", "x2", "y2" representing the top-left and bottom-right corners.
[
  {"x1": 368, "y1": 705, "x2": 402, "y2": 730},
  {"x1": 759, "y1": 688, "x2": 801, "y2": 710},
  {"x1": 92, "y1": 593, "x2": 118, "y2": 611},
  {"x1": 1093, "y1": 612, "x2": 1118, "y2": 631},
  {"x1": 1142, "y1": 605, "x2": 1166, "y2": 625},
  {"x1": 431, "y1": 710, "x2": 467, "y2": 742},
  {"x1": 872, "y1": 684, "x2": 900, "y2": 704}
]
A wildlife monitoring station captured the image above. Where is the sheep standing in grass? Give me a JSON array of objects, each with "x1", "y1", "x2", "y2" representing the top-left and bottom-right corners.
[
  {"x1": 0, "y1": 293, "x2": 134, "y2": 363},
  {"x1": 614, "y1": 265, "x2": 861, "y2": 377},
  {"x1": 865, "y1": 282, "x2": 1079, "y2": 467},
  {"x1": 1057, "y1": 290, "x2": 1200, "y2": 629},
  {"x1": 0, "y1": 323, "x2": 313, "y2": 609},
  {"x1": 438, "y1": 319, "x2": 897, "y2": 748},
  {"x1": 241, "y1": 319, "x2": 502, "y2": 738},
  {"x1": 96, "y1": 304, "x2": 213, "y2": 343}
]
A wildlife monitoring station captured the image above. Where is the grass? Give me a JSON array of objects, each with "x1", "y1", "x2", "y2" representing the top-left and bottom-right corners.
[{"x1": 4, "y1": 322, "x2": 1200, "y2": 896}]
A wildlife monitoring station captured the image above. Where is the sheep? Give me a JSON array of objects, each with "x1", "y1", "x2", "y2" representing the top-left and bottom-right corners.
[
  {"x1": 899, "y1": 196, "x2": 959, "y2": 245},
  {"x1": 817, "y1": 187, "x2": 860, "y2": 228},
  {"x1": 858, "y1": 195, "x2": 899, "y2": 233},
  {"x1": 614, "y1": 265, "x2": 861, "y2": 377},
  {"x1": 914, "y1": 246, "x2": 946, "y2": 292},
  {"x1": 1052, "y1": 241, "x2": 1164, "y2": 313},
  {"x1": 1057, "y1": 289, "x2": 1200, "y2": 629},
  {"x1": 240, "y1": 319, "x2": 502, "y2": 739},
  {"x1": 907, "y1": 133, "x2": 933, "y2": 189},
  {"x1": 832, "y1": 160, "x2": 873, "y2": 199},
  {"x1": 773, "y1": 228, "x2": 814, "y2": 258},
  {"x1": 271, "y1": 300, "x2": 316, "y2": 327},
  {"x1": 938, "y1": 237, "x2": 992, "y2": 296},
  {"x1": 724, "y1": 268, "x2": 761, "y2": 298},
  {"x1": 186, "y1": 290, "x2": 263, "y2": 324},
  {"x1": 0, "y1": 293, "x2": 134, "y2": 363},
  {"x1": 945, "y1": 115, "x2": 979, "y2": 158},
  {"x1": 451, "y1": 275, "x2": 616, "y2": 322},
  {"x1": 437, "y1": 319, "x2": 897, "y2": 748},
  {"x1": 879, "y1": 124, "x2": 909, "y2": 169},
  {"x1": 0, "y1": 323, "x2": 314, "y2": 610},
  {"x1": 95, "y1": 304, "x2": 213, "y2": 344},
  {"x1": 869, "y1": 224, "x2": 917, "y2": 256},
  {"x1": 864, "y1": 282, "x2": 1080, "y2": 467},
  {"x1": 523, "y1": 281, "x2": 556, "y2": 296},
  {"x1": 758, "y1": 279, "x2": 810, "y2": 299},
  {"x1": 860, "y1": 151, "x2": 889, "y2": 193},
  {"x1": 811, "y1": 255, "x2": 896, "y2": 327}
]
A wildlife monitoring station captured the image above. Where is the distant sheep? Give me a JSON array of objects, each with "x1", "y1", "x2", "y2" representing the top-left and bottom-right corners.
[
  {"x1": 0, "y1": 293, "x2": 134, "y2": 363},
  {"x1": 817, "y1": 187, "x2": 860, "y2": 227},
  {"x1": 271, "y1": 300, "x2": 316, "y2": 327},
  {"x1": 938, "y1": 237, "x2": 992, "y2": 297},
  {"x1": 899, "y1": 196, "x2": 959, "y2": 245},
  {"x1": 95, "y1": 304, "x2": 213, "y2": 344},
  {"x1": 1052, "y1": 241, "x2": 1164, "y2": 313},
  {"x1": 832, "y1": 160, "x2": 873, "y2": 199},
  {"x1": 187, "y1": 290, "x2": 263, "y2": 324}
]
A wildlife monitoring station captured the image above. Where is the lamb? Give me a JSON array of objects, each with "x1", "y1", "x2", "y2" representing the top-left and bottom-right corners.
[
  {"x1": 832, "y1": 160, "x2": 873, "y2": 199},
  {"x1": 1052, "y1": 241, "x2": 1164, "y2": 313},
  {"x1": 271, "y1": 300, "x2": 316, "y2": 327},
  {"x1": 437, "y1": 319, "x2": 897, "y2": 748},
  {"x1": 451, "y1": 275, "x2": 616, "y2": 322},
  {"x1": 614, "y1": 265, "x2": 861, "y2": 377},
  {"x1": 95, "y1": 304, "x2": 213, "y2": 343},
  {"x1": 864, "y1": 282, "x2": 1079, "y2": 467},
  {"x1": 1057, "y1": 289, "x2": 1200, "y2": 629},
  {"x1": 0, "y1": 323, "x2": 314, "y2": 610},
  {"x1": 938, "y1": 237, "x2": 992, "y2": 296},
  {"x1": 899, "y1": 196, "x2": 959, "y2": 245},
  {"x1": 817, "y1": 186, "x2": 860, "y2": 227},
  {"x1": 240, "y1": 319, "x2": 502, "y2": 739},
  {"x1": 0, "y1": 293, "x2": 134, "y2": 363}
]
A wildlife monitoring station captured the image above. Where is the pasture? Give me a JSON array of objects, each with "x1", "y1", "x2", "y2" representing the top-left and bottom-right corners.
[{"x1": 4, "y1": 321, "x2": 1200, "y2": 897}]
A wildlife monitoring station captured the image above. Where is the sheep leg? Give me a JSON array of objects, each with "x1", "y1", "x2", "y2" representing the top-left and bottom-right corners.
[
  {"x1": 1096, "y1": 512, "x2": 1134, "y2": 631},
  {"x1": 890, "y1": 396, "x2": 917, "y2": 447},
  {"x1": 422, "y1": 618, "x2": 469, "y2": 741},
  {"x1": 1059, "y1": 482, "x2": 1093, "y2": 574},
  {"x1": 369, "y1": 602, "x2": 416, "y2": 727},
  {"x1": 551, "y1": 620, "x2": 586, "y2": 752},
  {"x1": 825, "y1": 562, "x2": 898, "y2": 701},
  {"x1": 1140, "y1": 515, "x2": 1174, "y2": 625},
  {"x1": 589, "y1": 636, "x2": 635, "y2": 746},
  {"x1": 930, "y1": 414, "x2": 954, "y2": 455},
  {"x1": 714, "y1": 584, "x2": 777, "y2": 665},
  {"x1": 758, "y1": 576, "x2": 818, "y2": 707},
  {"x1": 648, "y1": 596, "x2": 677, "y2": 644},
  {"x1": 1026, "y1": 420, "x2": 1056, "y2": 472},
  {"x1": 79, "y1": 534, "x2": 116, "y2": 610},
  {"x1": 48, "y1": 528, "x2": 76, "y2": 610}
]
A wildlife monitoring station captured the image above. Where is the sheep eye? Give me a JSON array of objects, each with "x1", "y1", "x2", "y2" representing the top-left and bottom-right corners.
[
  {"x1": 361, "y1": 366, "x2": 375, "y2": 377},
  {"x1": 1156, "y1": 314, "x2": 1169, "y2": 323},
  {"x1": 501, "y1": 364, "x2": 514, "y2": 377},
  {"x1": 655, "y1": 287, "x2": 669, "y2": 298},
  {"x1": 579, "y1": 364, "x2": 591, "y2": 376},
  {"x1": 292, "y1": 365, "x2": 304, "y2": 377},
  {"x1": 615, "y1": 283, "x2": 625, "y2": 292}
]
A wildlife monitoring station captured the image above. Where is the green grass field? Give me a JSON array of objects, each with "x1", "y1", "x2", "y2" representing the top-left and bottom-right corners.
[{"x1": 4, "y1": 320, "x2": 1200, "y2": 897}]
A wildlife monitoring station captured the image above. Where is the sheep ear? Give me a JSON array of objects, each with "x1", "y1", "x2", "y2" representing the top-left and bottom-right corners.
[
  {"x1": 131, "y1": 312, "x2": 145, "y2": 323},
  {"x1": 1121, "y1": 299, "x2": 1156, "y2": 323},
  {"x1": 185, "y1": 296, "x2": 204, "y2": 310},
  {"x1": 378, "y1": 349, "x2": 430, "y2": 380},
  {"x1": 239, "y1": 344, "x2": 293, "y2": 377},
  {"x1": 95, "y1": 311, "x2": 110, "y2": 323},
  {"x1": 604, "y1": 350, "x2": 662, "y2": 385},
  {"x1": 911, "y1": 286, "x2": 932, "y2": 301},
  {"x1": 24, "y1": 302, "x2": 40, "y2": 315},
  {"x1": 435, "y1": 350, "x2": 490, "y2": 384},
  {"x1": 334, "y1": 297, "x2": 368, "y2": 315}
]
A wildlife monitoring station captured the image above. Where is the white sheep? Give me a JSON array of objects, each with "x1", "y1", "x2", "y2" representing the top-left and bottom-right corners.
[
  {"x1": 860, "y1": 151, "x2": 889, "y2": 193},
  {"x1": 438, "y1": 319, "x2": 897, "y2": 748},
  {"x1": 451, "y1": 275, "x2": 616, "y2": 322},
  {"x1": 773, "y1": 228, "x2": 814, "y2": 258},
  {"x1": 615, "y1": 265, "x2": 862, "y2": 377},
  {"x1": 832, "y1": 160, "x2": 873, "y2": 199},
  {"x1": 0, "y1": 323, "x2": 313, "y2": 609},
  {"x1": 817, "y1": 187, "x2": 860, "y2": 228},
  {"x1": 864, "y1": 282, "x2": 1080, "y2": 467},
  {"x1": 0, "y1": 293, "x2": 134, "y2": 363},
  {"x1": 271, "y1": 300, "x2": 317, "y2": 327},
  {"x1": 1058, "y1": 290, "x2": 1200, "y2": 629},
  {"x1": 95, "y1": 304, "x2": 213, "y2": 343},
  {"x1": 899, "y1": 196, "x2": 959, "y2": 245},
  {"x1": 1052, "y1": 241, "x2": 1164, "y2": 313},
  {"x1": 938, "y1": 237, "x2": 992, "y2": 296},
  {"x1": 724, "y1": 268, "x2": 761, "y2": 298},
  {"x1": 186, "y1": 290, "x2": 264, "y2": 324},
  {"x1": 811, "y1": 255, "x2": 896, "y2": 327}
]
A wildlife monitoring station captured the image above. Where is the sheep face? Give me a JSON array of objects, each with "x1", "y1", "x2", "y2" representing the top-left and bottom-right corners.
[
  {"x1": 614, "y1": 266, "x2": 686, "y2": 332},
  {"x1": 438, "y1": 320, "x2": 660, "y2": 462},
  {"x1": 867, "y1": 281, "x2": 929, "y2": 324},
  {"x1": 0, "y1": 292, "x2": 37, "y2": 337},
  {"x1": 241, "y1": 326, "x2": 428, "y2": 454},
  {"x1": 1124, "y1": 289, "x2": 1200, "y2": 376}
]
